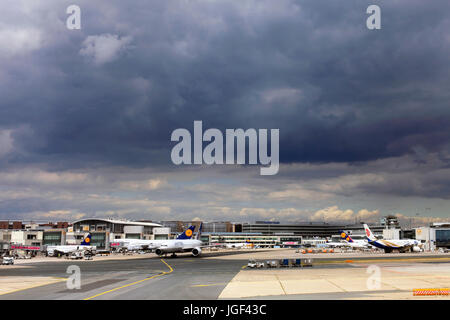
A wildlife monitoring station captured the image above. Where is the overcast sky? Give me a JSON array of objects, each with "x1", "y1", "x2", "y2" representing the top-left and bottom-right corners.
[{"x1": 0, "y1": 0, "x2": 449, "y2": 225}]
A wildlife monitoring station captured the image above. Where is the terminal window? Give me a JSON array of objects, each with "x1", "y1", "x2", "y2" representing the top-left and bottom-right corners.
[{"x1": 436, "y1": 230, "x2": 450, "y2": 247}]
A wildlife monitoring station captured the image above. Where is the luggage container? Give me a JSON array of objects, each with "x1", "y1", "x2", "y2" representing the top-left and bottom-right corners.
[{"x1": 280, "y1": 258, "x2": 290, "y2": 267}]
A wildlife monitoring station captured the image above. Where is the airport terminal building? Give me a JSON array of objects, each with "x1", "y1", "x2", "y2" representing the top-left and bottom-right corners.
[
  {"x1": 238, "y1": 222, "x2": 385, "y2": 239},
  {"x1": 69, "y1": 218, "x2": 168, "y2": 251},
  {"x1": 202, "y1": 232, "x2": 304, "y2": 248},
  {"x1": 416, "y1": 223, "x2": 450, "y2": 250},
  {"x1": 0, "y1": 218, "x2": 168, "y2": 253},
  {"x1": 1, "y1": 217, "x2": 449, "y2": 254}
]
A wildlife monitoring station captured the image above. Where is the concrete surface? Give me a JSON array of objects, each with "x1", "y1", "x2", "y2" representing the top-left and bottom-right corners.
[
  {"x1": 0, "y1": 276, "x2": 65, "y2": 295},
  {"x1": 219, "y1": 261, "x2": 450, "y2": 299}
]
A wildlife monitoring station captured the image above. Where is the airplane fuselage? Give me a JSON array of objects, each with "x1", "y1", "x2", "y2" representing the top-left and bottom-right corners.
[
  {"x1": 367, "y1": 238, "x2": 420, "y2": 252},
  {"x1": 47, "y1": 245, "x2": 95, "y2": 255},
  {"x1": 155, "y1": 239, "x2": 203, "y2": 256}
]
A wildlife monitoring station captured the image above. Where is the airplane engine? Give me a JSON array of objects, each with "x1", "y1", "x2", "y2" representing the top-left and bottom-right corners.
[
  {"x1": 412, "y1": 246, "x2": 421, "y2": 252},
  {"x1": 192, "y1": 247, "x2": 202, "y2": 257},
  {"x1": 155, "y1": 248, "x2": 164, "y2": 256}
]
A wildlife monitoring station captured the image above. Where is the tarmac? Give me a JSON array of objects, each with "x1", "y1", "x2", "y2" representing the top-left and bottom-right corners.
[
  {"x1": 220, "y1": 261, "x2": 450, "y2": 299},
  {"x1": 0, "y1": 255, "x2": 244, "y2": 300},
  {"x1": 0, "y1": 249, "x2": 449, "y2": 300}
]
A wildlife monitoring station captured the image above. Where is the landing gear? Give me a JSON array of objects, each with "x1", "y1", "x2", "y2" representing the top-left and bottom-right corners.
[{"x1": 170, "y1": 253, "x2": 177, "y2": 258}]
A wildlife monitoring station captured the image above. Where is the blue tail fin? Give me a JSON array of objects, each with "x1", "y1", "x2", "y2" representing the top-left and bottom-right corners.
[
  {"x1": 177, "y1": 225, "x2": 195, "y2": 239},
  {"x1": 81, "y1": 234, "x2": 92, "y2": 245},
  {"x1": 339, "y1": 230, "x2": 354, "y2": 243}
]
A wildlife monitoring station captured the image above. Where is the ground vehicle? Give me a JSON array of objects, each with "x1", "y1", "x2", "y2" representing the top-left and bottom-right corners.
[
  {"x1": 267, "y1": 260, "x2": 278, "y2": 268},
  {"x1": 256, "y1": 261, "x2": 265, "y2": 268},
  {"x1": 69, "y1": 251, "x2": 83, "y2": 260},
  {"x1": 2, "y1": 257, "x2": 14, "y2": 265},
  {"x1": 247, "y1": 259, "x2": 257, "y2": 268}
]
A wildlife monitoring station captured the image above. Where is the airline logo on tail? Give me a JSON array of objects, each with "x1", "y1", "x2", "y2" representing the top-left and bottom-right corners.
[
  {"x1": 363, "y1": 224, "x2": 377, "y2": 241},
  {"x1": 176, "y1": 225, "x2": 196, "y2": 239},
  {"x1": 339, "y1": 231, "x2": 354, "y2": 243},
  {"x1": 81, "y1": 234, "x2": 91, "y2": 245}
]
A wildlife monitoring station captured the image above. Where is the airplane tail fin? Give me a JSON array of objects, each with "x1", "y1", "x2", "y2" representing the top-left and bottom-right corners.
[
  {"x1": 363, "y1": 224, "x2": 377, "y2": 241},
  {"x1": 176, "y1": 225, "x2": 195, "y2": 239},
  {"x1": 81, "y1": 233, "x2": 92, "y2": 245},
  {"x1": 195, "y1": 223, "x2": 203, "y2": 240},
  {"x1": 339, "y1": 230, "x2": 354, "y2": 243}
]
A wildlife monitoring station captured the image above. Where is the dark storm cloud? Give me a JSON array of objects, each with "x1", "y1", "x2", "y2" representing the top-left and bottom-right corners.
[{"x1": 1, "y1": 0, "x2": 450, "y2": 170}]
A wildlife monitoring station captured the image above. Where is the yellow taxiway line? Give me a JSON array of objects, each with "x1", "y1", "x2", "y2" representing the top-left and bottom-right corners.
[
  {"x1": 83, "y1": 259, "x2": 173, "y2": 300},
  {"x1": 191, "y1": 283, "x2": 228, "y2": 287}
]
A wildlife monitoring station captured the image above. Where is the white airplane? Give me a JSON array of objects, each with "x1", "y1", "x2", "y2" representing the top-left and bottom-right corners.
[
  {"x1": 324, "y1": 232, "x2": 366, "y2": 248},
  {"x1": 154, "y1": 223, "x2": 205, "y2": 257},
  {"x1": 225, "y1": 239, "x2": 253, "y2": 249},
  {"x1": 47, "y1": 234, "x2": 95, "y2": 256},
  {"x1": 324, "y1": 238, "x2": 352, "y2": 248},
  {"x1": 364, "y1": 224, "x2": 422, "y2": 253},
  {"x1": 112, "y1": 225, "x2": 196, "y2": 251},
  {"x1": 338, "y1": 231, "x2": 370, "y2": 249}
]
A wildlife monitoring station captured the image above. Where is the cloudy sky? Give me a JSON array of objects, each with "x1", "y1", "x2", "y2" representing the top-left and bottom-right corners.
[{"x1": 0, "y1": 0, "x2": 449, "y2": 225}]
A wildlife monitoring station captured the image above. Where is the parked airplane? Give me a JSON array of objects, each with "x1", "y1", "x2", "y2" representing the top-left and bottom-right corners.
[
  {"x1": 363, "y1": 224, "x2": 421, "y2": 253},
  {"x1": 113, "y1": 225, "x2": 196, "y2": 251},
  {"x1": 154, "y1": 223, "x2": 204, "y2": 257},
  {"x1": 225, "y1": 239, "x2": 253, "y2": 249},
  {"x1": 225, "y1": 243, "x2": 252, "y2": 249},
  {"x1": 339, "y1": 231, "x2": 370, "y2": 249},
  {"x1": 47, "y1": 234, "x2": 95, "y2": 256},
  {"x1": 324, "y1": 232, "x2": 365, "y2": 248}
]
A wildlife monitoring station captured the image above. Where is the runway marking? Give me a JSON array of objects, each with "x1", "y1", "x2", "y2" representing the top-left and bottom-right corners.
[
  {"x1": 413, "y1": 288, "x2": 450, "y2": 296},
  {"x1": 83, "y1": 259, "x2": 173, "y2": 300},
  {"x1": 276, "y1": 275, "x2": 287, "y2": 295},
  {"x1": 326, "y1": 279, "x2": 347, "y2": 292},
  {"x1": 191, "y1": 283, "x2": 228, "y2": 287}
]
